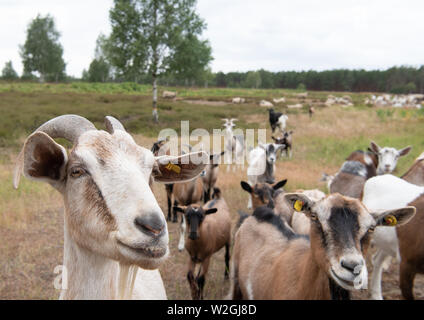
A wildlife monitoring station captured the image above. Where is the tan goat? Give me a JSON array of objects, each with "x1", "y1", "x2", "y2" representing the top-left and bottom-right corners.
[
  {"x1": 228, "y1": 193, "x2": 415, "y2": 300},
  {"x1": 174, "y1": 188, "x2": 232, "y2": 300}
]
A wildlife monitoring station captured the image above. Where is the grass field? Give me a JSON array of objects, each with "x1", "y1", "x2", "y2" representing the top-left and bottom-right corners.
[{"x1": 1, "y1": 82, "x2": 424, "y2": 299}]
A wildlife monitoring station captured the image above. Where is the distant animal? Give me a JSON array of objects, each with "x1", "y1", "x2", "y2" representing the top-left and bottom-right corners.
[
  {"x1": 232, "y1": 97, "x2": 245, "y2": 104},
  {"x1": 268, "y1": 108, "x2": 288, "y2": 135},
  {"x1": 227, "y1": 193, "x2": 415, "y2": 300},
  {"x1": 222, "y1": 118, "x2": 244, "y2": 172},
  {"x1": 320, "y1": 173, "x2": 335, "y2": 192},
  {"x1": 260, "y1": 100, "x2": 274, "y2": 107},
  {"x1": 12, "y1": 115, "x2": 207, "y2": 299},
  {"x1": 309, "y1": 106, "x2": 315, "y2": 118},
  {"x1": 174, "y1": 188, "x2": 232, "y2": 300},
  {"x1": 273, "y1": 97, "x2": 286, "y2": 104},
  {"x1": 272, "y1": 131, "x2": 293, "y2": 158},
  {"x1": 162, "y1": 90, "x2": 177, "y2": 99},
  {"x1": 202, "y1": 151, "x2": 225, "y2": 202},
  {"x1": 246, "y1": 143, "x2": 285, "y2": 208}
]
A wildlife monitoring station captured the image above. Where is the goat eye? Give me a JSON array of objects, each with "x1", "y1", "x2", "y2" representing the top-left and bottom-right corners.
[
  {"x1": 70, "y1": 168, "x2": 86, "y2": 178},
  {"x1": 368, "y1": 226, "x2": 375, "y2": 233},
  {"x1": 310, "y1": 213, "x2": 318, "y2": 221}
]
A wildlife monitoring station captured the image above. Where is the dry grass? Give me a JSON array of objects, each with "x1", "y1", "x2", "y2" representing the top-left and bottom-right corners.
[{"x1": 1, "y1": 92, "x2": 424, "y2": 299}]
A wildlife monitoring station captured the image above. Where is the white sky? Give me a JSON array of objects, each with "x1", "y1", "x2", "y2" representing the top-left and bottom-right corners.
[{"x1": 1, "y1": 0, "x2": 423, "y2": 77}]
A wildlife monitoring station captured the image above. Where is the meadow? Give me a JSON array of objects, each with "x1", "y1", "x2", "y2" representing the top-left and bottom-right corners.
[{"x1": 1, "y1": 82, "x2": 424, "y2": 299}]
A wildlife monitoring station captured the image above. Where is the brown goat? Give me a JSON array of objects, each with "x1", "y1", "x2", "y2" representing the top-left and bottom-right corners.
[
  {"x1": 228, "y1": 193, "x2": 415, "y2": 300},
  {"x1": 174, "y1": 188, "x2": 232, "y2": 300},
  {"x1": 272, "y1": 131, "x2": 293, "y2": 158},
  {"x1": 202, "y1": 151, "x2": 225, "y2": 202},
  {"x1": 330, "y1": 146, "x2": 378, "y2": 198}
]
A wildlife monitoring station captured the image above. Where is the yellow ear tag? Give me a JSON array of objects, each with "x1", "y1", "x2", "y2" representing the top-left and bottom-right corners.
[
  {"x1": 294, "y1": 200, "x2": 304, "y2": 212},
  {"x1": 165, "y1": 163, "x2": 181, "y2": 174},
  {"x1": 384, "y1": 215, "x2": 397, "y2": 226}
]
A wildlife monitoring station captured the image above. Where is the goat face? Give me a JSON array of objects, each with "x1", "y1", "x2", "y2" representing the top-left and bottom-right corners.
[
  {"x1": 370, "y1": 141, "x2": 411, "y2": 175},
  {"x1": 240, "y1": 180, "x2": 287, "y2": 209},
  {"x1": 174, "y1": 205, "x2": 217, "y2": 240},
  {"x1": 284, "y1": 193, "x2": 415, "y2": 291},
  {"x1": 260, "y1": 143, "x2": 284, "y2": 164},
  {"x1": 15, "y1": 115, "x2": 208, "y2": 270}
]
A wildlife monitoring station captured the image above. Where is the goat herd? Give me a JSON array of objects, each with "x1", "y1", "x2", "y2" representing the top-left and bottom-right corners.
[{"x1": 11, "y1": 112, "x2": 423, "y2": 300}]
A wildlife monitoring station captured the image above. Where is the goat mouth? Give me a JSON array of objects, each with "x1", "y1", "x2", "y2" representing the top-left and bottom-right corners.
[
  {"x1": 330, "y1": 268, "x2": 356, "y2": 289},
  {"x1": 117, "y1": 241, "x2": 167, "y2": 259}
]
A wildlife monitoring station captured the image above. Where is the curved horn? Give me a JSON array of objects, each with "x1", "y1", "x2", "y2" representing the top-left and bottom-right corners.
[
  {"x1": 13, "y1": 114, "x2": 96, "y2": 189},
  {"x1": 35, "y1": 114, "x2": 96, "y2": 144},
  {"x1": 105, "y1": 116, "x2": 126, "y2": 133}
]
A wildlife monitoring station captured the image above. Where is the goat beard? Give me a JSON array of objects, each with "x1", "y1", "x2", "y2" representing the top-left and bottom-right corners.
[{"x1": 117, "y1": 263, "x2": 138, "y2": 300}]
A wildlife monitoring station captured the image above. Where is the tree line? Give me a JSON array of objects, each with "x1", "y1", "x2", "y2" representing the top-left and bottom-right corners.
[{"x1": 2, "y1": 0, "x2": 424, "y2": 96}]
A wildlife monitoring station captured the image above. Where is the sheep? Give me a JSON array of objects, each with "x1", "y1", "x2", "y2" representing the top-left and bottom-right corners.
[
  {"x1": 271, "y1": 131, "x2": 293, "y2": 159},
  {"x1": 287, "y1": 103, "x2": 303, "y2": 109},
  {"x1": 273, "y1": 97, "x2": 286, "y2": 104},
  {"x1": 227, "y1": 193, "x2": 415, "y2": 300},
  {"x1": 260, "y1": 100, "x2": 274, "y2": 108},
  {"x1": 174, "y1": 188, "x2": 232, "y2": 300},
  {"x1": 296, "y1": 92, "x2": 308, "y2": 99},
  {"x1": 330, "y1": 142, "x2": 411, "y2": 199},
  {"x1": 246, "y1": 143, "x2": 285, "y2": 209},
  {"x1": 363, "y1": 155, "x2": 424, "y2": 300},
  {"x1": 232, "y1": 97, "x2": 245, "y2": 104},
  {"x1": 12, "y1": 115, "x2": 207, "y2": 299},
  {"x1": 222, "y1": 118, "x2": 244, "y2": 172},
  {"x1": 268, "y1": 108, "x2": 288, "y2": 135},
  {"x1": 162, "y1": 90, "x2": 177, "y2": 99}
]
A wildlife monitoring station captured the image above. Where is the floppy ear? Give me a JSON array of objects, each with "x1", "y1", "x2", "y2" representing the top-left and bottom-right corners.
[
  {"x1": 372, "y1": 206, "x2": 416, "y2": 227},
  {"x1": 153, "y1": 151, "x2": 208, "y2": 183},
  {"x1": 240, "y1": 181, "x2": 252, "y2": 193},
  {"x1": 370, "y1": 141, "x2": 381, "y2": 154},
  {"x1": 205, "y1": 208, "x2": 218, "y2": 215},
  {"x1": 273, "y1": 179, "x2": 287, "y2": 190},
  {"x1": 284, "y1": 193, "x2": 315, "y2": 218},
  {"x1": 173, "y1": 206, "x2": 187, "y2": 214},
  {"x1": 15, "y1": 131, "x2": 68, "y2": 190},
  {"x1": 398, "y1": 146, "x2": 412, "y2": 157}
]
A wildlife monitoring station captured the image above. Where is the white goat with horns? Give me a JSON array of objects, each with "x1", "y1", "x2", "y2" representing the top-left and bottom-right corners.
[
  {"x1": 222, "y1": 118, "x2": 244, "y2": 172},
  {"x1": 13, "y1": 114, "x2": 207, "y2": 300}
]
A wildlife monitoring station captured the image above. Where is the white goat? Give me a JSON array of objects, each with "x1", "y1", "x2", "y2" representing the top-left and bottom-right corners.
[
  {"x1": 222, "y1": 118, "x2": 244, "y2": 172},
  {"x1": 13, "y1": 115, "x2": 207, "y2": 300}
]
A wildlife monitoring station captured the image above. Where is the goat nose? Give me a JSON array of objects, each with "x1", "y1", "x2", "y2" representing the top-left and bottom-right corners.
[
  {"x1": 341, "y1": 259, "x2": 363, "y2": 275},
  {"x1": 189, "y1": 232, "x2": 198, "y2": 240},
  {"x1": 134, "y1": 214, "x2": 165, "y2": 237}
]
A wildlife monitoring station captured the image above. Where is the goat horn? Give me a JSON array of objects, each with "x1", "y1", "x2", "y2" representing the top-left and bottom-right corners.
[
  {"x1": 13, "y1": 114, "x2": 96, "y2": 189},
  {"x1": 105, "y1": 116, "x2": 126, "y2": 133}
]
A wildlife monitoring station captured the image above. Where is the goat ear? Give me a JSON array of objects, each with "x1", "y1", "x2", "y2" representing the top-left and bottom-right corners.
[
  {"x1": 276, "y1": 143, "x2": 286, "y2": 151},
  {"x1": 173, "y1": 206, "x2": 186, "y2": 214},
  {"x1": 271, "y1": 136, "x2": 277, "y2": 142},
  {"x1": 372, "y1": 206, "x2": 416, "y2": 227},
  {"x1": 284, "y1": 193, "x2": 315, "y2": 216},
  {"x1": 153, "y1": 151, "x2": 208, "y2": 183},
  {"x1": 398, "y1": 146, "x2": 412, "y2": 157},
  {"x1": 370, "y1": 141, "x2": 381, "y2": 154},
  {"x1": 205, "y1": 208, "x2": 218, "y2": 215},
  {"x1": 16, "y1": 132, "x2": 68, "y2": 190},
  {"x1": 273, "y1": 179, "x2": 287, "y2": 190},
  {"x1": 240, "y1": 181, "x2": 252, "y2": 193}
]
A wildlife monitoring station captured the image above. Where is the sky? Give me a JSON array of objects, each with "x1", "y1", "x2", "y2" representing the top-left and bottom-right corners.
[{"x1": 1, "y1": 0, "x2": 424, "y2": 78}]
